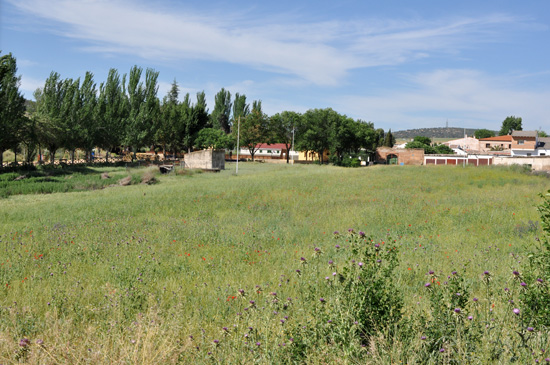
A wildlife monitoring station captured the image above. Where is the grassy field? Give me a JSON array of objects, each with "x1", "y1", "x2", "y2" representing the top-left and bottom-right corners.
[{"x1": 0, "y1": 163, "x2": 549, "y2": 363}]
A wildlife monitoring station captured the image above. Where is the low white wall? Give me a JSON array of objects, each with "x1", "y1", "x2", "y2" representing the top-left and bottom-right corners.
[
  {"x1": 184, "y1": 149, "x2": 225, "y2": 170},
  {"x1": 493, "y1": 156, "x2": 550, "y2": 171}
]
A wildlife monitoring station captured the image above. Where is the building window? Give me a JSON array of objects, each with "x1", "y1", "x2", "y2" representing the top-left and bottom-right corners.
[
  {"x1": 486, "y1": 144, "x2": 490, "y2": 148},
  {"x1": 518, "y1": 140, "x2": 524, "y2": 145},
  {"x1": 267, "y1": 150, "x2": 271, "y2": 153},
  {"x1": 541, "y1": 153, "x2": 546, "y2": 156},
  {"x1": 527, "y1": 153, "x2": 531, "y2": 156}
]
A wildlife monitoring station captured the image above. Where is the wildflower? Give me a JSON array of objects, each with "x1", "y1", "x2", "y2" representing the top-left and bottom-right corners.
[
  {"x1": 256, "y1": 342, "x2": 261, "y2": 346},
  {"x1": 468, "y1": 316, "x2": 473, "y2": 320},
  {"x1": 429, "y1": 270, "x2": 435, "y2": 275},
  {"x1": 425, "y1": 283, "x2": 431, "y2": 288},
  {"x1": 528, "y1": 327, "x2": 534, "y2": 332},
  {"x1": 440, "y1": 348, "x2": 445, "y2": 353},
  {"x1": 473, "y1": 297, "x2": 479, "y2": 302},
  {"x1": 513, "y1": 308, "x2": 520, "y2": 315},
  {"x1": 358, "y1": 262, "x2": 364, "y2": 268},
  {"x1": 19, "y1": 338, "x2": 30, "y2": 347},
  {"x1": 325, "y1": 276, "x2": 329, "y2": 280},
  {"x1": 451, "y1": 271, "x2": 457, "y2": 275},
  {"x1": 222, "y1": 327, "x2": 228, "y2": 332},
  {"x1": 374, "y1": 243, "x2": 380, "y2": 248},
  {"x1": 513, "y1": 270, "x2": 520, "y2": 276},
  {"x1": 213, "y1": 339, "x2": 219, "y2": 345},
  {"x1": 328, "y1": 260, "x2": 334, "y2": 265},
  {"x1": 454, "y1": 308, "x2": 461, "y2": 314},
  {"x1": 520, "y1": 282, "x2": 527, "y2": 287},
  {"x1": 421, "y1": 336, "x2": 426, "y2": 340},
  {"x1": 335, "y1": 245, "x2": 340, "y2": 249},
  {"x1": 333, "y1": 231, "x2": 339, "y2": 235},
  {"x1": 348, "y1": 228, "x2": 354, "y2": 233},
  {"x1": 359, "y1": 231, "x2": 366, "y2": 237},
  {"x1": 537, "y1": 278, "x2": 544, "y2": 283},
  {"x1": 319, "y1": 298, "x2": 326, "y2": 303}
]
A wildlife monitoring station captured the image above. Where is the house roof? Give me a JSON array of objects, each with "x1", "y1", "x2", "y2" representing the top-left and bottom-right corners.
[
  {"x1": 512, "y1": 130, "x2": 538, "y2": 138},
  {"x1": 254, "y1": 143, "x2": 288, "y2": 150},
  {"x1": 539, "y1": 137, "x2": 550, "y2": 143},
  {"x1": 479, "y1": 135, "x2": 512, "y2": 142}
]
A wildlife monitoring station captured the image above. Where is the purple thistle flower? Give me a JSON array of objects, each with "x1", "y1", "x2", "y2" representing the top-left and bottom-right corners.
[
  {"x1": 256, "y1": 342, "x2": 261, "y2": 346},
  {"x1": 513, "y1": 270, "x2": 520, "y2": 276},
  {"x1": 222, "y1": 327, "x2": 228, "y2": 331},
  {"x1": 335, "y1": 245, "x2": 340, "y2": 249},
  {"x1": 300, "y1": 257, "x2": 306, "y2": 262},
  {"x1": 521, "y1": 282, "x2": 527, "y2": 287},
  {"x1": 328, "y1": 260, "x2": 334, "y2": 265},
  {"x1": 468, "y1": 316, "x2": 473, "y2": 320},
  {"x1": 374, "y1": 243, "x2": 380, "y2": 248},
  {"x1": 528, "y1": 327, "x2": 534, "y2": 332},
  {"x1": 425, "y1": 283, "x2": 431, "y2": 288},
  {"x1": 19, "y1": 338, "x2": 30, "y2": 347},
  {"x1": 359, "y1": 231, "x2": 366, "y2": 237},
  {"x1": 319, "y1": 298, "x2": 326, "y2": 303},
  {"x1": 348, "y1": 228, "x2": 354, "y2": 233},
  {"x1": 454, "y1": 308, "x2": 461, "y2": 314},
  {"x1": 440, "y1": 348, "x2": 445, "y2": 353},
  {"x1": 358, "y1": 262, "x2": 364, "y2": 267},
  {"x1": 429, "y1": 270, "x2": 435, "y2": 275},
  {"x1": 213, "y1": 339, "x2": 220, "y2": 344},
  {"x1": 484, "y1": 271, "x2": 490, "y2": 276},
  {"x1": 452, "y1": 271, "x2": 457, "y2": 275},
  {"x1": 513, "y1": 308, "x2": 520, "y2": 315},
  {"x1": 537, "y1": 278, "x2": 544, "y2": 283},
  {"x1": 473, "y1": 297, "x2": 478, "y2": 302},
  {"x1": 333, "y1": 231, "x2": 339, "y2": 235},
  {"x1": 376, "y1": 259, "x2": 381, "y2": 263}
]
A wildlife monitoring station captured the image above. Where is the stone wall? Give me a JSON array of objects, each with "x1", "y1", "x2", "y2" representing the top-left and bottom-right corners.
[
  {"x1": 184, "y1": 149, "x2": 225, "y2": 170},
  {"x1": 376, "y1": 147, "x2": 424, "y2": 165}
]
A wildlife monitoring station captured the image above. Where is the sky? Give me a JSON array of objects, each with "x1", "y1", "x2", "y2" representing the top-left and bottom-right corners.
[{"x1": 1, "y1": 0, "x2": 549, "y2": 132}]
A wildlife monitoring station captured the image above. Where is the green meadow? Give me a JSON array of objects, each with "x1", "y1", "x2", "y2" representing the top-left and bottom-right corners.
[{"x1": 1, "y1": 163, "x2": 549, "y2": 363}]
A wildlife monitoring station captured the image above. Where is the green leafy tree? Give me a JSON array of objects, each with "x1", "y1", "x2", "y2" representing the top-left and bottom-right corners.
[
  {"x1": 330, "y1": 114, "x2": 358, "y2": 163},
  {"x1": 383, "y1": 129, "x2": 395, "y2": 147},
  {"x1": 78, "y1": 72, "x2": 98, "y2": 162},
  {"x1": 499, "y1": 116, "x2": 522, "y2": 136},
  {"x1": 183, "y1": 91, "x2": 209, "y2": 152},
  {"x1": 157, "y1": 80, "x2": 180, "y2": 159},
  {"x1": 474, "y1": 128, "x2": 495, "y2": 139},
  {"x1": 195, "y1": 128, "x2": 232, "y2": 150},
  {"x1": 124, "y1": 66, "x2": 159, "y2": 160},
  {"x1": 210, "y1": 88, "x2": 232, "y2": 134},
  {"x1": 239, "y1": 101, "x2": 269, "y2": 161},
  {"x1": 433, "y1": 144, "x2": 454, "y2": 154},
  {"x1": 34, "y1": 72, "x2": 65, "y2": 164},
  {"x1": 231, "y1": 93, "x2": 249, "y2": 128},
  {"x1": 296, "y1": 108, "x2": 335, "y2": 164},
  {"x1": 538, "y1": 130, "x2": 548, "y2": 138},
  {"x1": 0, "y1": 52, "x2": 26, "y2": 168},
  {"x1": 413, "y1": 136, "x2": 432, "y2": 145},
  {"x1": 268, "y1": 111, "x2": 301, "y2": 164},
  {"x1": 96, "y1": 69, "x2": 127, "y2": 162}
]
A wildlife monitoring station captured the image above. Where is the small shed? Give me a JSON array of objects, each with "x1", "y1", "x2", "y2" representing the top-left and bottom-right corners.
[{"x1": 184, "y1": 149, "x2": 225, "y2": 170}]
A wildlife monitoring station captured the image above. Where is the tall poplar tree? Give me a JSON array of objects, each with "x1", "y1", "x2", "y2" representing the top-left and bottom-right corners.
[
  {"x1": 211, "y1": 88, "x2": 232, "y2": 134},
  {"x1": 0, "y1": 52, "x2": 26, "y2": 168}
]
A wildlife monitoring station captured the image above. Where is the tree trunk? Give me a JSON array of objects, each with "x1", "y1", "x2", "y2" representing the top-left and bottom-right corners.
[
  {"x1": 286, "y1": 143, "x2": 290, "y2": 164},
  {"x1": 163, "y1": 143, "x2": 166, "y2": 161},
  {"x1": 0, "y1": 149, "x2": 4, "y2": 169},
  {"x1": 71, "y1": 149, "x2": 75, "y2": 164},
  {"x1": 106, "y1": 150, "x2": 109, "y2": 164}
]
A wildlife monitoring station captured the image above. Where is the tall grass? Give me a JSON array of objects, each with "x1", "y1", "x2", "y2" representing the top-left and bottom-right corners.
[{"x1": 0, "y1": 163, "x2": 549, "y2": 363}]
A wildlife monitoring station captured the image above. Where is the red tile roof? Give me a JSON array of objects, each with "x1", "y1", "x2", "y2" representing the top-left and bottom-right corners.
[
  {"x1": 254, "y1": 143, "x2": 289, "y2": 150},
  {"x1": 480, "y1": 135, "x2": 512, "y2": 142}
]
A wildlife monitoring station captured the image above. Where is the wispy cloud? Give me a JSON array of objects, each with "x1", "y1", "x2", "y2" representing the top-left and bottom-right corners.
[
  {"x1": 334, "y1": 69, "x2": 550, "y2": 130},
  {"x1": 8, "y1": 0, "x2": 521, "y2": 86}
]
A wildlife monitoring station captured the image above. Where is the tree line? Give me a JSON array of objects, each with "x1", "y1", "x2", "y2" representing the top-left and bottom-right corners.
[{"x1": 1, "y1": 52, "x2": 396, "y2": 168}]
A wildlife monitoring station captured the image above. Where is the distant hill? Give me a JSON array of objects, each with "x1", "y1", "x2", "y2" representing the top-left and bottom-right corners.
[{"x1": 393, "y1": 127, "x2": 496, "y2": 140}]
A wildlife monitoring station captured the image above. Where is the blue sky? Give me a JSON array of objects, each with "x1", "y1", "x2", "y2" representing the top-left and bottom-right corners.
[{"x1": 1, "y1": 0, "x2": 549, "y2": 132}]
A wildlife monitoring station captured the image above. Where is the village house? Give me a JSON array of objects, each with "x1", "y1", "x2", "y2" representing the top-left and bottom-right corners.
[
  {"x1": 511, "y1": 131, "x2": 539, "y2": 157},
  {"x1": 479, "y1": 135, "x2": 513, "y2": 153}
]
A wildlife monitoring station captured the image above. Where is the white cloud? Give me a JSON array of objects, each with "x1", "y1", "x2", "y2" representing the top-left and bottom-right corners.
[
  {"x1": 8, "y1": 0, "x2": 521, "y2": 86},
  {"x1": 19, "y1": 75, "x2": 44, "y2": 96},
  {"x1": 334, "y1": 69, "x2": 550, "y2": 131}
]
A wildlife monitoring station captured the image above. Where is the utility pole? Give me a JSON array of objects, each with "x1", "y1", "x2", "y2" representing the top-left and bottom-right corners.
[{"x1": 236, "y1": 116, "x2": 240, "y2": 175}]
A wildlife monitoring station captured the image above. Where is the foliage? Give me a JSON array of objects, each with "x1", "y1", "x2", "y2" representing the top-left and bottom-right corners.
[
  {"x1": 268, "y1": 111, "x2": 300, "y2": 164},
  {"x1": 474, "y1": 129, "x2": 496, "y2": 139},
  {"x1": 195, "y1": 128, "x2": 232, "y2": 150},
  {"x1": 499, "y1": 116, "x2": 522, "y2": 136},
  {"x1": 0, "y1": 52, "x2": 27, "y2": 168},
  {"x1": 210, "y1": 88, "x2": 232, "y2": 134},
  {"x1": 238, "y1": 103, "x2": 269, "y2": 161},
  {"x1": 405, "y1": 137, "x2": 454, "y2": 154},
  {"x1": 413, "y1": 136, "x2": 432, "y2": 145}
]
